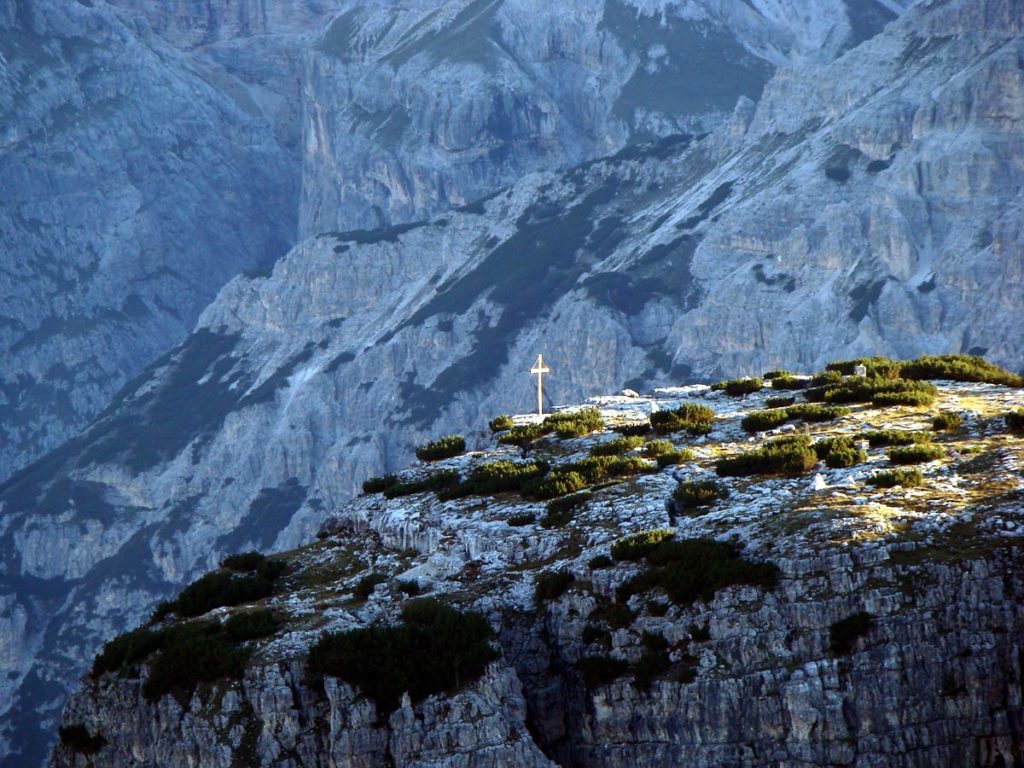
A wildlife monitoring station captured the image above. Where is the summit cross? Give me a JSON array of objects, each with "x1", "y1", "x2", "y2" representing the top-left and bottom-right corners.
[{"x1": 530, "y1": 354, "x2": 550, "y2": 416}]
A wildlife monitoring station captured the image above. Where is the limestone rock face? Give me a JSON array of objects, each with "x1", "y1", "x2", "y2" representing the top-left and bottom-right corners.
[
  {"x1": 299, "y1": 0, "x2": 903, "y2": 235},
  {"x1": 0, "y1": 0, "x2": 298, "y2": 486}
]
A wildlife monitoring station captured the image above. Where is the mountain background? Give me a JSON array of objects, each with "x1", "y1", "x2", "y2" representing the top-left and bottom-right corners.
[{"x1": 2, "y1": 0, "x2": 1021, "y2": 764}]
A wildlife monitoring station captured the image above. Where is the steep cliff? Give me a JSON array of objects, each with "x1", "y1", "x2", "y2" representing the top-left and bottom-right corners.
[
  {"x1": 0, "y1": 0, "x2": 1018, "y2": 762},
  {"x1": 299, "y1": 0, "x2": 906, "y2": 234},
  {"x1": 0, "y1": 0, "x2": 298, "y2": 486},
  {"x1": 51, "y1": 372, "x2": 1024, "y2": 766}
]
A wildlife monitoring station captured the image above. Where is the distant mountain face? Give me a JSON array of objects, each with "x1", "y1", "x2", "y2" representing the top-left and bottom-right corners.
[
  {"x1": 0, "y1": 0, "x2": 301, "y2": 486},
  {"x1": 298, "y1": 0, "x2": 906, "y2": 235}
]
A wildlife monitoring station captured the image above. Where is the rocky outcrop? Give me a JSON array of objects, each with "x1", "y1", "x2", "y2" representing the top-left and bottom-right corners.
[
  {"x1": 50, "y1": 379, "x2": 1024, "y2": 766},
  {"x1": 299, "y1": 0, "x2": 905, "y2": 234}
]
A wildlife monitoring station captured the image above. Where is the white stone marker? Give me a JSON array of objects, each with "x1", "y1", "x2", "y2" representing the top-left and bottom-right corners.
[{"x1": 530, "y1": 354, "x2": 550, "y2": 416}]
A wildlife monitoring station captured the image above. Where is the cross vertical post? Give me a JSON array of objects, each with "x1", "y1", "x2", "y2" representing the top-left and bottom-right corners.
[{"x1": 530, "y1": 354, "x2": 550, "y2": 416}]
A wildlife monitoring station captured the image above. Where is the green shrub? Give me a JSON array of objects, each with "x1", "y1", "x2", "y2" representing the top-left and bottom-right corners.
[
  {"x1": 605, "y1": 456, "x2": 655, "y2": 477},
  {"x1": 872, "y1": 389, "x2": 935, "y2": 407},
  {"x1": 712, "y1": 377, "x2": 764, "y2": 396},
  {"x1": 588, "y1": 554, "x2": 613, "y2": 570},
  {"x1": 172, "y1": 559, "x2": 287, "y2": 619},
  {"x1": 362, "y1": 474, "x2": 398, "y2": 494},
  {"x1": 590, "y1": 435, "x2": 643, "y2": 457},
  {"x1": 888, "y1": 444, "x2": 945, "y2": 464},
  {"x1": 641, "y1": 440, "x2": 674, "y2": 457},
  {"x1": 656, "y1": 450, "x2": 693, "y2": 467},
  {"x1": 762, "y1": 370, "x2": 792, "y2": 380},
  {"x1": 1007, "y1": 410, "x2": 1024, "y2": 432},
  {"x1": 610, "y1": 529, "x2": 675, "y2": 561},
  {"x1": 415, "y1": 435, "x2": 466, "y2": 462},
  {"x1": 576, "y1": 655, "x2": 629, "y2": 689},
  {"x1": 862, "y1": 430, "x2": 931, "y2": 447},
  {"x1": 441, "y1": 460, "x2": 546, "y2": 499},
  {"x1": 650, "y1": 404, "x2": 715, "y2": 435},
  {"x1": 616, "y1": 538, "x2": 779, "y2": 605},
  {"x1": 58, "y1": 724, "x2": 105, "y2": 755},
  {"x1": 825, "y1": 446, "x2": 867, "y2": 468},
  {"x1": 826, "y1": 357, "x2": 901, "y2": 378},
  {"x1": 588, "y1": 602, "x2": 635, "y2": 628},
  {"x1": 647, "y1": 599, "x2": 669, "y2": 617},
  {"x1": 543, "y1": 408, "x2": 604, "y2": 438},
  {"x1": 672, "y1": 480, "x2": 727, "y2": 513},
  {"x1": 498, "y1": 423, "x2": 547, "y2": 454},
  {"x1": 813, "y1": 435, "x2": 853, "y2": 459},
  {"x1": 535, "y1": 570, "x2": 575, "y2": 602},
  {"x1": 383, "y1": 470, "x2": 460, "y2": 498},
  {"x1": 932, "y1": 412, "x2": 962, "y2": 431},
  {"x1": 766, "y1": 395, "x2": 796, "y2": 408},
  {"x1": 633, "y1": 647, "x2": 671, "y2": 690},
  {"x1": 769, "y1": 375, "x2": 808, "y2": 390},
  {"x1": 812, "y1": 370, "x2": 844, "y2": 386},
  {"x1": 899, "y1": 354, "x2": 1024, "y2": 387},
  {"x1": 220, "y1": 552, "x2": 266, "y2": 572},
  {"x1": 869, "y1": 468, "x2": 924, "y2": 488},
  {"x1": 143, "y1": 622, "x2": 250, "y2": 702},
  {"x1": 716, "y1": 435, "x2": 817, "y2": 477},
  {"x1": 741, "y1": 409, "x2": 791, "y2": 433},
  {"x1": 528, "y1": 470, "x2": 587, "y2": 500},
  {"x1": 611, "y1": 423, "x2": 650, "y2": 437},
  {"x1": 829, "y1": 611, "x2": 874, "y2": 655},
  {"x1": 787, "y1": 403, "x2": 850, "y2": 423},
  {"x1": 353, "y1": 573, "x2": 388, "y2": 600},
  {"x1": 92, "y1": 626, "x2": 164, "y2": 676},
  {"x1": 397, "y1": 579, "x2": 421, "y2": 597},
  {"x1": 547, "y1": 492, "x2": 590, "y2": 515},
  {"x1": 508, "y1": 513, "x2": 536, "y2": 527},
  {"x1": 488, "y1": 415, "x2": 514, "y2": 433},
  {"x1": 223, "y1": 609, "x2": 278, "y2": 643},
  {"x1": 581, "y1": 624, "x2": 610, "y2": 645},
  {"x1": 306, "y1": 600, "x2": 497, "y2": 716},
  {"x1": 540, "y1": 508, "x2": 573, "y2": 529}
]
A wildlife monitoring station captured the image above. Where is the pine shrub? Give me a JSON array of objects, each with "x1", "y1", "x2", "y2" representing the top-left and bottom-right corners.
[
  {"x1": 576, "y1": 655, "x2": 629, "y2": 689},
  {"x1": 362, "y1": 474, "x2": 398, "y2": 494},
  {"x1": 829, "y1": 611, "x2": 874, "y2": 655},
  {"x1": 716, "y1": 435, "x2": 817, "y2": 477},
  {"x1": 888, "y1": 444, "x2": 945, "y2": 464},
  {"x1": 507, "y1": 513, "x2": 536, "y2": 526},
  {"x1": 415, "y1": 435, "x2": 466, "y2": 462},
  {"x1": 488, "y1": 415, "x2": 514, "y2": 433},
  {"x1": 766, "y1": 395, "x2": 796, "y2": 408},
  {"x1": 861, "y1": 430, "x2": 931, "y2": 447},
  {"x1": 353, "y1": 573, "x2": 388, "y2": 601},
  {"x1": 649, "y1": 403, "x2": 715, "y2": 435},
  {"x1": 869, "y1": 468, "x2": 924, "y2": 488},
  {"x1": 656, "y1": 449, "x2": 693, "y2": 467},
  {"x1": 590, "y1": 435, "x2": 643, "y2": 457},
  {"x1": 610, "y1": 529, "x2": 675, "y2": 561},
  {"x1": 932, "y1": 412, "x2": 962, "y2": 431},
  {"x1": 58, "y1": 725, "x2": 105, "y2": 755},
  {"x1": 223, "y1": 609, "x2": 278, "y2": 643},
  {"x1": 712, "y1": 377, "x2": 764, "y2": 396},
  {"x1": 672, "y1": 480, "x2": 727, "y2": 513},
  {"x1": 535, "y1": 570, "x2": 575, "y2": 602},
  {"x1": 1005, "y1": 410, "x2": 1024, "y2": 432},
  {"x1": 543, "y1": 408, "x2": 604, "y2": 438}
]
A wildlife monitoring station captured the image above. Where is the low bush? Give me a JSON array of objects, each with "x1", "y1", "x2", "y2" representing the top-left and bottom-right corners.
[
  {"x1": 383, "y1": 470, "x2": 460, "y2": 499},
  {"x1": 610, "y1": 529, "x2": 675, "y2": 561},
  {"x1": 650, "y1": 404, "x2": 715, "y2": 435},
  {"x1": 825, "y1": 446, "x2": 867, "y2": 469},
  {"x1": 712, "y1": 377, "x2": 764, "y2": 396},
  {"x1": 441, "y1": 461, "x2": 546, "y2": 499},
  {"x1": 766, "y1": 395, "x2": 796, "y2": 408},
  {"x1": 223, "y1": 609, "x2": 278, "y2": 643},
  {"x1": 143, "y1": 622, "x2": 249, "y2": 702},
  {"x1": 932, "y1": 412, "x2": 962, "y2": 431},
  {"x1": 861, "y1": 430, "x2": 931, "y2": 447},
  {"x1": 576, "y1": 655, "x2": 629, "y2": 689},
  {"x1": 656, "y1": 450, "x2": 693, "y2": 467},
  {"x1": 590, "y1": 435, "x2": 644, "y2": 457},
  {"x1": 581, "y1": 624, "x2": 610, "y2": 645},
  {"x1": 58, "y1": 724, "x2": 105, "y2": 755},
  {"x1": 588, "y1": 554, "x2": 613, "y2": 570},
  {"x1": 397, "y1": 579, "x2": 421, "y2": 597},
  {"x1": 788, "y1": 403, "x2": 850, "y2": 423},
  {"x1": 488, "y1": 415, "x2": 514, "y2": 433},
  {"x1": 415, "y1": 435, "x2": 466, "y2": 462},
  {"x1": 611, "y1": 423, "x2": 650, "y2": 437},
  {"x1": 741, "y1": 409, "x2": 791, "y2": 433},
  {"x1": 306, "y1": 600, "x2": 497, "y2": 716},
  {"x1": 540, "y1": 508, "x2": 573, "y2": 529},
  {"x1": 498, "y1": 424, "x2": 547, "y2": 454},
  {"x1": 888, "y1": 444, "x2": 945, "y2": 464},
  {"x1": 869, "y1": 468, "x2": 924, "y2": 488},
  {"x1": 507, "y1": 512, "x2": 536, "y2": 527},
  {"x1": 899, "y1": 354, "x2": 1024, "y2": 387},
  {"x1": 716, "y1": 435, "x2": 817, "y2": 477},
  {"x1": 588, "y1": 602, "x2": 636, "y2": 629},
  {"x1": 543, "y1": 408, "x2": 604, "y2": 438},
  {"x1": 823, "y1": 376, "x2": 936, "y2": 407},
  {"x1": 762, "y1": 370, "x2": 792, "y2": 380},
  {"x1": 872, "y1": 389, "x2": 935, "y2": 407},
  {"x1": 829, "y1": 611, "x2": 874, "y2": 655},
  {"x1": 1005, "y1": 410, "x2": 1024, "y2": 432},
  {"x1": 641, "y1": 439, "x2": 674, "y2": 457},
  {"x1": 172, "y1": 559, "x2": 287, "y2": 619},
  {"x1": 672, "y1": 480, "x2": 727, "y2": 513},
  {"x1": 362, "y1": 474, "x2": 398, "y2": 494},
  {"x1": 535, "y1": 570, "x2": 575, "y2": 602},
  {"x1": 547, "y1": 492, "x2": 590, "y2": 516},
  {"x1": 616, "y1": 538, "x2": 779, "y2": 605},
  {"x1": 769, "y1": 375, "x2": 808, "y2": 390},
  {"x1": 221, "y1": 552, "x2": 267, "y2": 572},
  {"x1": 92, "y1": 626, "x2": 164, "y2": 676},
  {"x1": 353, "y1": 573, "x2": 388, "y2": 601},
  {"x1": 633, "y1": 647, "x2": 671, "y2": 690},
  {"x1": 528, "y1": 470, "x2": 587, "y2": 500},
  {"x1": 826, "y1": 357, "x2": 901, "y2": 378}
]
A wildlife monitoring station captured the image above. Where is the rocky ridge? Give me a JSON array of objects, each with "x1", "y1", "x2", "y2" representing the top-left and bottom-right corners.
[{"x1": 51, "y1": 367, "x2": 1024, "y2": 766}]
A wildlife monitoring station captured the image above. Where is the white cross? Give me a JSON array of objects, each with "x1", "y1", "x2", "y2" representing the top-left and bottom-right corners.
[{"x1": 530, "y1": 354, "x2": 550, "y2": 416}]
